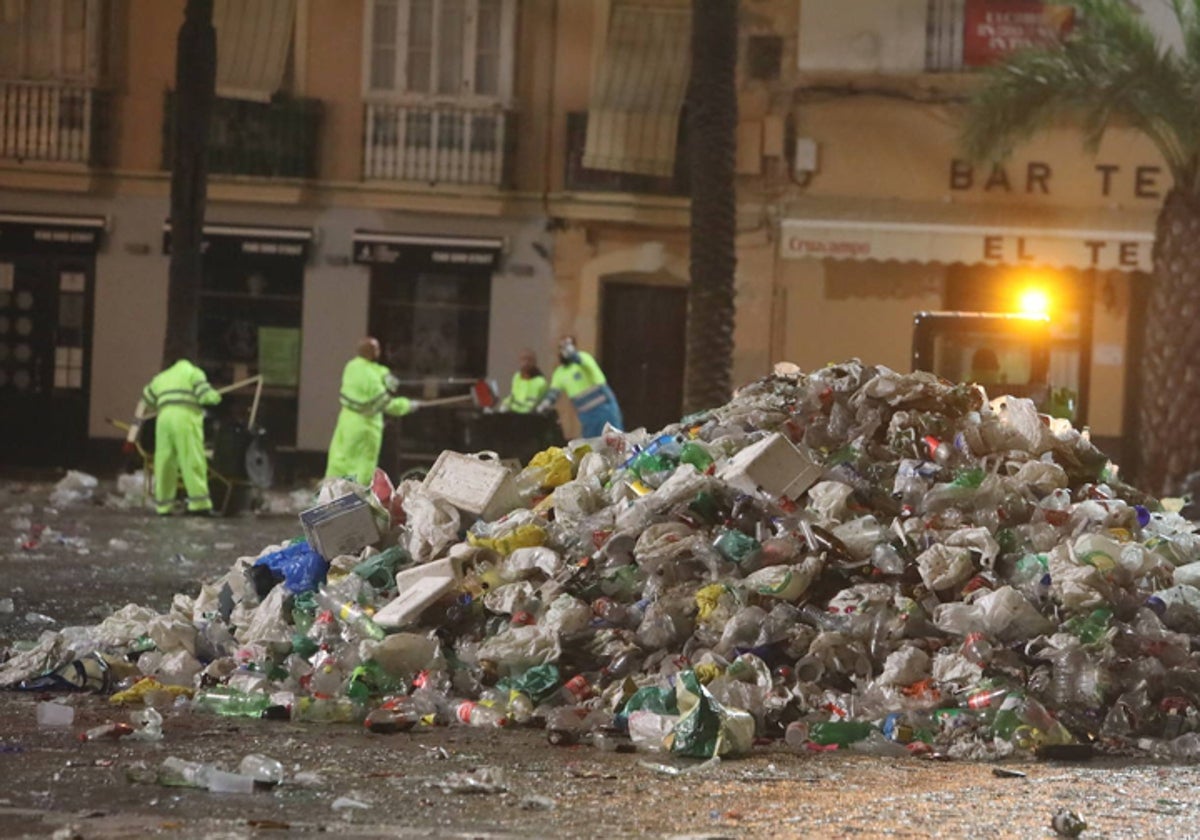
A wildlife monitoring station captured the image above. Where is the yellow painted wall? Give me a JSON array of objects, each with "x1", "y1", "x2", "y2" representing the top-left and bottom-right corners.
[
  {"x1": 796, "y1": 97, "x2": 1168, "y2": 210},
  {"x1": 113, "y1": 0, "x2": 183, "y2": 173},
  {"x1": 304, "y1": 0, "x2": 364, "y2": 184},
  {"x1": 778, "y1": 259, "x2": 944, "y2": 373}
]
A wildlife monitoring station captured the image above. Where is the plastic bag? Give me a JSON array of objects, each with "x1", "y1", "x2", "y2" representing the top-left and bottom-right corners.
[
  {"x1": 252, "y1": 541, "x2": 328, "y2": 595},
  {"x1": 402, "y1": 489, "x2": 462, "y2": 564},
  {"x1": 49, "y1": 470, "x2": 98, "y2": 507},
  {"x1": 669, "y1": 669, "x2": 755, "y2": 758},
  {"x1": 743, "y1": 557, "x2": 822, "y2": 601},
  {"x1": 915, "y1": 544, "x2": 975, "y2": 591},
  {"x1": 877, "y1": 646, "x2": 931, "y2": 687},
  {"x1": 475, "y1": 626, "x2": 560, "y2": 675},
  {"x1": 484, "y1": 581, "x2": 537, "y2": 615},
  {"x1": 497, "y1": 663, "x2": 561, "y2": 705}
]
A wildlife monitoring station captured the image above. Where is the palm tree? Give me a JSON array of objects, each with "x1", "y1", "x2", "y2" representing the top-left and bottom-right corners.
[
  {"x1": 960, "y1": 0, "x2": 1200, "y2": 497},
  {"x1": 164, "y1": 0, "x2": 216, "y2": 365},
  {"x1": 683, "y1": 0, "x2": 738, "y2": 416}
]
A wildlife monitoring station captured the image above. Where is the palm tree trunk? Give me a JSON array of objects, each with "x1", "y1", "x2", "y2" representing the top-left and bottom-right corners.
[
  {"x1": 683, "y1": 0, "x2": 738, "y2": 415},
  {"x1": 1136, "y1": 188, "x2": 1200, "y2": 497},
  {"x1": 164, "y1": 0, "x2": 216, "y2": 366}
]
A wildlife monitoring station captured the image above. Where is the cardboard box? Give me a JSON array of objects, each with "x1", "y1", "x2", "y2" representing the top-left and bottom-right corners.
[
  {"x1": 422, "y1": 450, "x2": 522, "y2": 521},
  {"x1": 716, "y1": 432, "x2": 823, "y2": 500},
  {"x1": 299, "y1": 493, "x2": 381, "y2": 559}
]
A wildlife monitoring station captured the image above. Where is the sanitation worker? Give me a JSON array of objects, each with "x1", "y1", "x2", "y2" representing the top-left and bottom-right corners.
[
  {"x1": 500, "y1": 348, "x2": 548, "y2": 413},
  {"x1": 134, "y1": 358, "x2": 222, "y2": 516},
  {"x1": 325, "y1": 337, "x2": 423, "y2": 485},
  {"x1": 537, "y1": 336, "x2": 623, "y2": 437}
]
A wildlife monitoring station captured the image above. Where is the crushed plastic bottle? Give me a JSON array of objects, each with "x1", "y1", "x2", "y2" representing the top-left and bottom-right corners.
[
  {"x1": 159, "y1": 756, "x2": 255, "y2": 793},
  {"x1": 238, "y1": 754, "x2": 285, "y2": 786},
  {"x1": 314, "y1": 587, "x2": 386, "y2": 641}
]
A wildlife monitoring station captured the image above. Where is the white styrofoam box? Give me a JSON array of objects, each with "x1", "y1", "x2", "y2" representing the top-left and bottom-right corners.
[
  {"x1": 422, "y1": 450, "x2": 522, "y2": 521},
  {"x1": 299, "y1": 493, "x2": 381, "y2": 560},
  {"x1": 374, "y1": 555, "x2": 464, "y2": 629},
  {"x1": 716, "y1": 432, "x2": 823, "y2": 500}
]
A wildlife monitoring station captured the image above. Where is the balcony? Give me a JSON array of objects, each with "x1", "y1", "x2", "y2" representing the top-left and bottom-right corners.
[
  {"x1": 362, "y1": 102, "x2": 515, "y2": 186},
  {"x1": 162, "y1": 92, "x2": 323, "y2": 180},
  {"x1": 0, "y1": 81, "x2": 109, "y2": 166},
  {"x1": 563, "y1": 111, "x2": 689, "y2": 197}
]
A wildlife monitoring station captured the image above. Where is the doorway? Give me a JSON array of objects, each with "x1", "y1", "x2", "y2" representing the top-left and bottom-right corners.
[
  {"x1": 0, "y1": 255, "x2": 94, "y2": 466},
  {"x1": 600, "y1": 277, "x2": 687, "y2": 433}
]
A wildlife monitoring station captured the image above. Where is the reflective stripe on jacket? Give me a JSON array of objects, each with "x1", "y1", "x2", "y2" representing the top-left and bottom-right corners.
[{"x1": 143, "y1": 360, "x2": 220, "y2": 412}]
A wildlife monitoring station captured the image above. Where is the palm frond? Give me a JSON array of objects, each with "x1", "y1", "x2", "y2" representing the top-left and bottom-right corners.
[{"x1": 961, "y1": 0, "x2": 1200, "y2": 190}]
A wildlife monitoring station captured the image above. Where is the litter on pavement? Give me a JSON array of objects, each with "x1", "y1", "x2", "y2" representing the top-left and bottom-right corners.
[{"x1": 5, "y1": 360, "x2": 1200, "y2": 769}]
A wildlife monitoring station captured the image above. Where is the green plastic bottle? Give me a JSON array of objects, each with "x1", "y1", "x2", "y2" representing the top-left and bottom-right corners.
[
  {"x1": 191, "y1": 687, "x2": 272, "y2": 718},
  {"x1": 807, "y1": 720, "x2": 874, "y2": 747},
  {"x1": 1064, "y1": 607, "x2": 1113, "y2": 645},
  {"x1": 679, "y1": 441, "x2": 714, "y2": 472}
]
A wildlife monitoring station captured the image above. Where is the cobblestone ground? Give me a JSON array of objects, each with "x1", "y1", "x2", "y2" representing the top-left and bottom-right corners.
[{"x1": 1, "y1": 477, "x2": 1196, "y2": 839}]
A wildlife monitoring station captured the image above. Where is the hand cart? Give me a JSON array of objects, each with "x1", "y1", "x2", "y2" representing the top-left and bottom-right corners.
[{"x1": 107, "y1": 375, "x2": 274, "y2": 515}]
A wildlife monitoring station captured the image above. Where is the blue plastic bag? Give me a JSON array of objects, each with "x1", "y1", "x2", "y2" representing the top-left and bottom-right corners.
[{"x1": 252, "y1": 540, "x2": 328, "y2": 595}]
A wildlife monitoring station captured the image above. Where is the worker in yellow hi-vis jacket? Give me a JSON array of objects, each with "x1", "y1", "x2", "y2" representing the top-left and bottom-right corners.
[
  {"x1": 135, "y1": 358, "x2": 222, "y2": 516},
  {"x1": 325, "y1": 337, "x2": 424, "y2": 485}
]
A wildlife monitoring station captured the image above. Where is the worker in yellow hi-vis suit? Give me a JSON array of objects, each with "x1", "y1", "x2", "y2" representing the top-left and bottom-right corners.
[
  {"x1": 136, "y1": 359, "x2": 222, "y2": 516},
  {"x1": 325, "y1": 337, "x2": 424, "y2": 485}
]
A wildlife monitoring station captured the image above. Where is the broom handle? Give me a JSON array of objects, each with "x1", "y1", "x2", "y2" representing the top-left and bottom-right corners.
[
  {"x1": 135, "y1": 375, "x2": 264, "y2": 423},
  {"x1": 416, "y1": 394, "x2": 476, "y2": 408}
]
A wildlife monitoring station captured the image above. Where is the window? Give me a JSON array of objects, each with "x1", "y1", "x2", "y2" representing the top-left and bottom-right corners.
[
  {"x1": 0, "y1": 0, "x2": 102, "y2": 83},
  {"x1": 365, "y1": 0, "x2": 515, "y2": 101}
]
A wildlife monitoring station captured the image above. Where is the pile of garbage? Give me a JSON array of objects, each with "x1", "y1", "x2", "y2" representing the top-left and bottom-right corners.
[{"x1": 7, "y1": 360, "x2": 1200, "y2": 767}]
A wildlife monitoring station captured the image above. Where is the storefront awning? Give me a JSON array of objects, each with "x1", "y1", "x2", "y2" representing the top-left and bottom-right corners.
[
  {"x1": 0, "y1": 213, "x2": 107, "y2": 255},
  {"x1": 213, "y1": 0, "x2": 296, "y2": 102},
  {"x1": 352, "y1": 231, "x2": 505, "y2": 273},
  {"x1": 162, "y1": 221, "x2": 313, "y2": 261},
  {"x1": 780, "y1": 198, "x2": 1157, "y2": 272},
  {"x1": 582, "y1": 3, "x2": 691, "y2": 177}
]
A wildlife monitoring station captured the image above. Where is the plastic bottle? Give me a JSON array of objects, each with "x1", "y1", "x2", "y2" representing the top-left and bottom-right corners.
[
  {"x1": 315, "y1": 588, "x2": 386, "y2": 641},
  {"x1": 679, "y1": 441, "x2": 714, "y2": 473},
  {"x1": 806, "y1": 720, "x2": 874, "y2": 747},
  {"x1": 558, "y1": 674, "x2": 595, "y2": 706},
  {"x1": 964, "y1": 685, "x2": 1008, "y2": 711},
  {"x1": 191, "y1": 687, "x2": 272, "y2": 719},
  {"x1": 238, "y1": 754, "x2": 285, "y2": 786},
  {"x1": 79, "y1": 722, "x2": 135, "y2": 742},
  {"x1": 545, "y1": 706, "x2": 589, "y2": 745},
  {"x1": 870, "y1": 542, "x2": 906, "y2": 575},
  {"x1": 364, "y1": 696, "x2": 422, "y2": 733},
  {"x1": 455, "y1": 700, "x2": 508, "y2": 728},
  {"x1": 292, "y1": 696, "x2": 365, "y2": 724},
  {"x1": 507, "y1": 691, "x2": 535, "y2": 724},
  {"x1": 592, "y1": 597, "x2": 632, "y2": 627},
  {"x1": 158, "y1": 756, "x2": 256, "y2": 793},
  {"x1": 960, "y1": 632, "x2": 994, "y2": 665},
  {"x1": 1063, "y1": 607, "x2": 1112, "y2": 645}
]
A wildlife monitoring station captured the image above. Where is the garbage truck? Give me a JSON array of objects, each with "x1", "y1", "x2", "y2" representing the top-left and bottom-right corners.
[{"x1": 911, "y1": 310, "x2": 1077, "y2": 420}]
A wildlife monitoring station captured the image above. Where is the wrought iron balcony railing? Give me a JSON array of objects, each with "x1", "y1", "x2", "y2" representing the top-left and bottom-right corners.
[
  {"x1": 162, "y1": 92, "x2": 323, "y2": 180},
  {"x1": 0, "y1": 81, "x2": 108, "y2": 165},
  {"x1": 363, "y1": 102, "x2": 514, "y2": 186}
]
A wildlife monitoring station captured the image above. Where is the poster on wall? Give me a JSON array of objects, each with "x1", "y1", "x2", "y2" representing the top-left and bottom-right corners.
[
  {"x1": 258, "y1": 327, "x2": 301, "y2": 388},
  {"x1": 963, "y1": 0, "x2": 1075, "y2": 66}
]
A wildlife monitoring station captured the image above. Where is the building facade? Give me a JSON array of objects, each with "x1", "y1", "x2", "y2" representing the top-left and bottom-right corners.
[{"x1": 0, "y1": 0, "x2": 1163, "y2": 473}]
